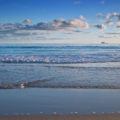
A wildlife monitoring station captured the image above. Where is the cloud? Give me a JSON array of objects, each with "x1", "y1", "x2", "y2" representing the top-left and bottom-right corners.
[
  {"x1": 105, "y1": 12, "x2": 120, "y2": 21},
  {"x1": 23, "y1": 19, "x2": 32, "y2": 24},
  {"x1": 15, "y1": 17, "x2": 89, "y2": 31},
  {"x1": 96, "y1": 13, "x2": 103, "y2": 18},
  {"x1": 0, "y1": 16, "x2": 90, "y2": 39},
  {"x1": 94, "y1": 24, "x2": 106, "y2": 30},
  {"x1": 64, "y1": 19, "x2": 89, "y2": 29},
  {"x1": 1, "y1": 14, "x2": 112, "y2": 41},
  {"x1": 105, "y1": 20, "x2": 114, "y2": 25},
  {"x1": 73, "y1": 1, "x2": 81, "y2": 5},
  {"x1": 0, "y1": 23, "x2": 23, "y2": 31},
  {"x1": 115, "y1": 25, "x2": 120, "y2": 29},
  {"x1": 97, "y1": 13, "x2": 119, "y2": 25},
  {"x1": 117, "y1": 21, "x2": 120, "y2": 25},
  {"x1": 112, "y1": 12, "x2": 118, "y2": 16},
  {"x1": 98, "y1": 32, "x2": 120, "y2": 39},
  {"x1": 105, "y1": 13, "x2": 111, "y2": 19},
  {"x1": 105, "y1": 32, "x2": 120, "y2": 35},
  {"x1": 100, "y1": 1, "x2": 105, "y2": 4},
  {"x1": 97, "y1": 12, "x2": 120, "y2": 26},
  {"x1": 79, "y1": 15, "x2": 86, "y2": 20},
  {"x1": 98, "y1": 35, "x2": 113, "y2": 38},
  {"x1": 30, "y1": 18, "x2": 89, "y2": 31},
  {"x1": 13, "y1": 30, "x2": 45, "y2": 36},
  {"x1": 73, "y1": 30, "x2": 83, "y2": 32}
]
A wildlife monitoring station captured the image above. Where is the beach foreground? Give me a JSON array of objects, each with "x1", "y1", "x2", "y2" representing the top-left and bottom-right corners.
[{"x1": 1, "y1": 114, "x2": 120, "y2": 120}]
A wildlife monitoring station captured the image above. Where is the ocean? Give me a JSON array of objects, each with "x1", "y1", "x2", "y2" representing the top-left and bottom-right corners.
[
  {"x1": 0, "y1": 44, "x2": 120, "y2": 89},
  {"x1": 0, "y1": 44, "x2": 120, "y2": 115},
  {"x1": 0, "y1": 44, "x2": 120, "y2": 64}
]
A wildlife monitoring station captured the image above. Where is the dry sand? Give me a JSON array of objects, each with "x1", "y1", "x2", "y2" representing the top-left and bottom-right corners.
[{"x1": 0, "y1": 114, "x2": 120, "y2": 120}]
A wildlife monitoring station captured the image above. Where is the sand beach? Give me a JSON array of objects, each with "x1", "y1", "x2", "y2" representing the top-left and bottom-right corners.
[{"x1": 1, "y1": 114, "x2": 120, "y2": 120}]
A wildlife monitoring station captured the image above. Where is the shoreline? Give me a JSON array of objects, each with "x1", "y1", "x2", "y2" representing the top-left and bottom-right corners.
[
  {"x1": 1, "y1": 85, "x2": 120, "y2": 89},
  {"x1": 1, "y1": 114, "x2": 120, "y2": 120}
]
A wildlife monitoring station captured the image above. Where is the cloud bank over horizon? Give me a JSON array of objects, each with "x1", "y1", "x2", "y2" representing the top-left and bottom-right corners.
[
  {"x1": 0, "y1": 0, "x2": 120, "y2": 44},
  {"x1": 0, "y1": 13, "x2": 120, "y2": 39}
]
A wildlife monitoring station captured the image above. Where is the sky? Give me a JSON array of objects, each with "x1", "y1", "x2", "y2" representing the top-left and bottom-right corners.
[{"x1": 0, "y1": 0, "x2": 120, "y2": 44}]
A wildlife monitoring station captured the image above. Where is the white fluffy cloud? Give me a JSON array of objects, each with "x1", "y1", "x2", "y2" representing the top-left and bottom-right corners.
[
  {"x1": 34, "y1": 18, "x2": 89, "y2": 31},
  {"x1": 0, "y1": 16, "x2": 91, "y2": 39},
  {"x1": 97, "y1": 12, "x2": 120, "y2": 28},
  {"x1": 1, "y1": 17, "x2": 89, "y2": 32},
  {"x1": 94, "y1": 24, "x2": 106, "y2": 30},
  {"x1": 105, "y1": 12, "x2": 120, "y2": 21},
  {"x1": 1, "y1": 14, "x2": 113, "y2": 41},
  {"x1": 23, "y1": 19, "x2": 32, "y2": 24},
  {"x1": 79, "y1": 15, "x2": 86, "y2": 20},
  {"x1": 105, "y1": 20, "x2": 114, "y2": 25}
]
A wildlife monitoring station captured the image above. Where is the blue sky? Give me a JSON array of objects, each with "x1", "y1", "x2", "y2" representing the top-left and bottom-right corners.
[{"x1": 0, "y1": 0, "x2": 120, "y2": 44}]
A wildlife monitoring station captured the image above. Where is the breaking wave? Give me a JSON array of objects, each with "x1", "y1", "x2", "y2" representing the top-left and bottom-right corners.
[{"x1": 0, "y1": 54, "x2": 120, "y2": 64}]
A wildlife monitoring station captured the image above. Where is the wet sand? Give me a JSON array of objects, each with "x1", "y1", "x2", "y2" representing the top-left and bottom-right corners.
[
  {"x1": 1, "y1": 88, "x2": 120, "y2": 115},
  {"x1": 1, "y1": 114, "x2": 120, "y2": 120}
]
